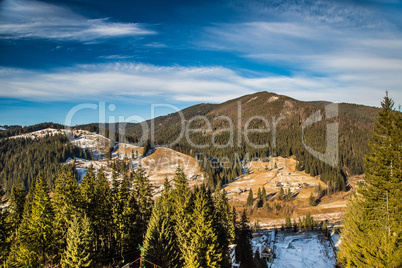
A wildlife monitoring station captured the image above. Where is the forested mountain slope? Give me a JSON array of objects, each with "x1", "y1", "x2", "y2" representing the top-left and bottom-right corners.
[{"x1": 79, "y1": 91, "x2": 380, "y2": 191}]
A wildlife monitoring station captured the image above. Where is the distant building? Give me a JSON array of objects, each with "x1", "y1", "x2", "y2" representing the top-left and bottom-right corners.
[
  {"x1": 229, "y1": 245, "x2": 241, "y2": 267},
  {"x1": 251, "y1": 230, "x2": 276, "y2": 264}
]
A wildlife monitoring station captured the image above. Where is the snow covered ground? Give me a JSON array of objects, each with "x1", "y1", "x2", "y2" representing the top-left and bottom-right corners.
[
  {"x1": 10, "y1": 127, "x2": 98, "y2": 142},
  {"x1": 272, "y1": 231, "x2": 336, "y2": 268}
]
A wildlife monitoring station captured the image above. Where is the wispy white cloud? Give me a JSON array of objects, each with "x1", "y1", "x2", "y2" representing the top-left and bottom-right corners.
[
  {"x1": 1, "y1": 62, "x2": 400, "y2": 106},
  {"x1": 0, "y1": 0, "x2": 401, "y2": 109},
  {"x1": 196, "y1": 0, "x2": 402, "y2": 106},
  {"x1": 0, "y1": 64, "x2": 253, "y2": 103},
  {"x1": 0, "y1": 0, "x2": 155, "y2": 42}
]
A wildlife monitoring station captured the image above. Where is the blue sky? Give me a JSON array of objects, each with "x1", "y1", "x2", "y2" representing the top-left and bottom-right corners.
[{"x1": 1, "y1": 0, "x2": 401, "y2": 126}]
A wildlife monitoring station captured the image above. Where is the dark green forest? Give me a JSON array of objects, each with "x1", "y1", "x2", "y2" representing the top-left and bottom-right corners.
[
  {"x1": 0, "y1": 92, "x2": 400, "y2": 268},
  {"x1": 338, "y1": 93, "x2": 402, "y2": 267},
  {"x1": 0, "y1": 165, "x2": 263, "y2": 268},
  {"x1": 0, "y1": 123, "x2": 65, "y2": 139},
  {"x1": 0, "y1": 135, "x2": 87, "y2": 194},
  {"x1": 96, "y1": 92, "x2": 378, "y2": 193}
]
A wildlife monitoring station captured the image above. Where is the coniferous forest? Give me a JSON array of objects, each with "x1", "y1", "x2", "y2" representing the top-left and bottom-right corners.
[
  {"x1": 338, "y1": 93, "x2": 402, "y2": 267},
  {"x1": 78, "y1": 92, "x2": 378, "y2": 194},
  {"x1": 0, "y1": 93, "x2": 401, "y2": 267},
  {"x1": 0, "y1": 163, "x2": 259, "y2": 267}
]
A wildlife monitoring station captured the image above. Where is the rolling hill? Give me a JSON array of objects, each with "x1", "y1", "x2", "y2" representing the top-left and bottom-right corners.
[{"x1": 83, "y1": 91, "x2": 379, "y2": 191}]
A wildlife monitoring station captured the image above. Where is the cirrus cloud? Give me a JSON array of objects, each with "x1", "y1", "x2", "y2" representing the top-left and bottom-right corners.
[
  {"x1": 0, "y1": 0, "x2": 155, "y2": 42},
  {"x1": 0, "y1": 62, "x2": 399, "y2": 106}
]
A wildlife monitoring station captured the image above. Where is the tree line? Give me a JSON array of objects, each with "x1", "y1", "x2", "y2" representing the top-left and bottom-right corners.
[
  {"x1": 0, "y1": 164, "x2": 153, "y2": 267},
  {"x1": 0, "y1": 164, "x2": 265, "y2": 268},
  {"x1": 0, "y1": 134, "x2": 87, "y2": 194}
]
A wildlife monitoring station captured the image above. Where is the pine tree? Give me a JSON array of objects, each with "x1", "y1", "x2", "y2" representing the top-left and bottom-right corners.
[
  {"x1": 111, "y1": 171, "x2": 121, "y2": 256},
  {"x1": 339, "y1": 93, "x2": 402, "y2": 267},
  {"x1": 6, "y1": 187, "x2": 33, "y2": 267},
  {"x1": 187, "y1": 187, "x2": 222, "y2": 267},
  {"x1": 257, "y1": 188, "x2": 262, "y2": 200},
  {"x1": 116, "y1": 174, "x2": 140, "y2": 262},
  {"x1": 31, "y1": 172, "x2": 55, "y2": 265},
  {"x1": 236, "y1": 210, "x2": 254, "y2": 268},
  {"x1": 298, "y1": 217, "x2": 303, "y2": 230},
  {"x1": 286, "y1": 188, "x2": 291, "y2": 200},
  {"x1": 93, "y1": 168, "x2": 113, "y2": 255},
  {"x1": 0, "y1": 183, "x2": 9, "y2": 263},
  {"x1": 143, "y1": 178, "x2": 178, "y2": 268},
  {"x1": 278, "y1": 186, "x2": 284, "y2": 200},
  {"x1": 2, "y1": 182, "x2": 25, "y2": 263},
  {"x1": 322, "y1": 220, "x2": 328, "y2": 238},
  {"x1": 285, "y1": 216, "x2": 292, "y2": 229},
  {"x1": 143, "y1": 139, "x2": 151, "y2": 156},
  {"x1": 52, "y1": 169, "x2": 82, "y2": 261},
  {"x1": 309, "y1": 192, "x2": 316, "y2": 206},
  {"x1": 61, "y1": 215, "x2": 94, "y2": 268},
  {"x1": 9, "y1": 173, "x2": 54, "y2": 267},
  {"x1": 132, "y1": 165, "x2": 153, "y2": 239},
  {"x1": 214, "y1": 187, "x2": 235, "y2": 267},
  {"x1": 171, "y1": 166, "x2": 193, "y2": 267},
  {"x1": 317, "y1": 183, "x2": 322, "y2": 197},
  {"x1": 6, "y1": 182, "x2": 26, "y2": 235},
  {"x1": 80, "y1": 165, "x2": 96, "y2": 224},
  {"x1": 261, "y1": 187, "x2": 267, "y2": 202},
  {"x1": 246, "y1": 189, "x2": 254, "y2": 206}
]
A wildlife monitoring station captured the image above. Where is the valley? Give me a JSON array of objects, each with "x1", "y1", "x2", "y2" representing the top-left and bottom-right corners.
[{"x1": 8, "y1": 127, "x2": 353, "y2": 228}]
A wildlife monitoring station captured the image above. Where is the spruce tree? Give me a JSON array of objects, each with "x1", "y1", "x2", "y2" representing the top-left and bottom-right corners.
[
  {"x1": 261, "y1": 187, "x2": 267, "y2": 202},
  {"x1": 322, "y1": 220, "x2": 328, "y2": 238},
  {"x1": 0, "y1": 183, "x2": 9, "y2": 263},
  {"x1": 6, "y1": 182, "x2": 26, "y2": 236},
  {"x1": 187, "y1": 187, "x2": 222, "y2": 267},
  {"x1": 6, "y1": 187, "x2": 34, "y2": 267},
  {"x1": 171, "y1": 166, "x2": 193, "y2": 266},
  {"x1": 143, "y1": 139, "x2": 151, "y2": 157},
  {"x1": 143, "y1": 178, "x2": 178, "y2": 268},
  {"x1": 52, "y1": 169, "x2": 82, "y2": 261},
  {"x1": 214, "y1": 188, "x2": 235, "y2": 267},
  {"x1": 339, "y1": 93, "x2": 402, "y2": 267},
  {"x1": 309, "y1": 192, "x2": 316, "y2": 206},
  {"x1": 116, "y1": 174, "x2": 140, "y2": 262},
  {"x1": 257, "y1": 188, "x2": 262, "y2": 200},
  {"x1": 10, "y1": 173, "x2": 54, "y2": 267},
  {"x1": 298, "y1": 217, "x2": 303, "y2": 230},
  {"x1": 80, "y1": 165, "x2": 96, "y2": 225},
  {"x1": 285, "y1": 216, "x2": 292, "y2": 229},
  {"x1": 246, "y1": 189, "x2": 254, "y2": 206},
  {"x1": 61, "y1": 215, "x2": 94, "y2": 268},
  {"x1": 132, "y1": 165, "x2": 153, "y2": 238},
  {"x1": 93, "y1": 168, "x2": 113, "y2": 255},
  {"x1": 236, "y1": 210, "x2": 254, "y2": 268},
  {"x1": 111, "y1": 171, "x2": 121, "y2": 255},
  {"x1": 278, "y1": 186, "x2": 284, "y2": 200},
  {"x1": 2, "y1": 182, "x2": 25, "y2": 263}
]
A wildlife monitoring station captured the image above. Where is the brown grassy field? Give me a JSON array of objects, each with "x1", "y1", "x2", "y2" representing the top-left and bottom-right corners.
[
  {"x1": 225, "y1": 156, "x2": 350, "y2": 227},
  {"x1": 140, "y1": 147, "x2": 205, "y2": 189}
]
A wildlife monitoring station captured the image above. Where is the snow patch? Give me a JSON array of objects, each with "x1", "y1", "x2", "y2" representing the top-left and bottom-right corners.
[
  {"x1": 268, "y1": 96, "x2": 279, "y2": 102},
  {"x1": 271, "y1": 231, "x2": 336, "y2": 268},
  {"x1": 246, "y1": 96, "x2": 258, "y2": 104}
]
